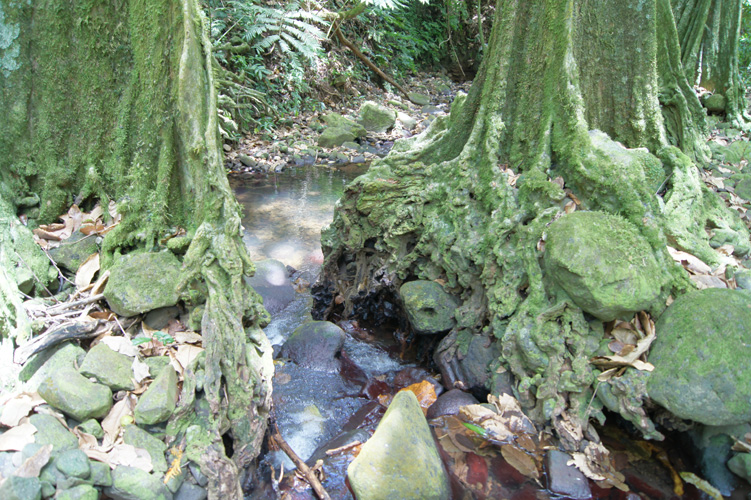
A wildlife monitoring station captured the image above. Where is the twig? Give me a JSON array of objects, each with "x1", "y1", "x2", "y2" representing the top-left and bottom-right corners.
[
  {"x1": 271, "y1": 421, "x2": 331, "y2": 500},
  {"x1": 14, "y1": 320, "x2": 102, "y2": 364},
  {"x1": 14, "y1": 252, "x2": 58, "y2": 302},
  {"x1": 324, "y1": 440, "x2": 361, "y2": 456},
  {"x1": 46, "y1": 294, "x2": 105, "y2": 316}
]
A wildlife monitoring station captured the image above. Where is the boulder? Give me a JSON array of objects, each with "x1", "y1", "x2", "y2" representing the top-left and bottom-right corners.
[
  {"x1": 426, "y1": 389, "x2": 479, "y2": 419},
  {"x1": 245, "y1": 259, "x2": 295, "y2": 314},
  {"x1": 280, "y1": 321, "x2": 345, "y2": 372},
  {"x1": 321, "y1": 112, "x2": 367, "y2": 138},
  {"x1": 347, "y1": 390, "x2": 450, "y2": 500},
  {"x1": 647, "y1": 289, "x2": 751, "y2": 425},
  {"x1": 407, "y1": 92, "x2": 430, "y2": 106},
  {"x1": 359, "y1": 101, "x2": 396, "y2": 133},
  {"x1": 104, "y1": 252, "x2": 181, "y2": 317},
  {"x1": 544, "y1": 211, "x2": 668, "y2": 321},
  {"x1": 55, "y1": 449, "x2": 91, "y2": 479},
  {"x1": 397, "y1": 112, "x2": 417, "y2": 131},
  {"x1": 400, "y1": 280, "x2": 459, "y2": 335},
  {"x1": 703, "y1": 93, "x2": 727, "y2": 113},
  {"x1": 48, "y1": 231, "x2": 98, "y2": 272},
  {"x1": 123, "y1": 425, "x2": 168, "y2": 474},
  {"x1": 0, "y1": 476, "x2": 42, "y2": 500},
  {"x1": 29, "y1": 414, "x2": 79, "y2": 453},
  {"x1": 135, "y1": 365, "x2": 178, "y2": 425},
  {"x1": 79, "y1": 342, "x2": 135, "y2": 391},
  {"x1": 317, "y1": 127, "x2": 355, "y2": 149},
  {"x1": 57, "y1": 485, "x2": 98, "y2": 500},
  {"x1": 105, "y1": 466, "x2": 172, "y2": 500}
]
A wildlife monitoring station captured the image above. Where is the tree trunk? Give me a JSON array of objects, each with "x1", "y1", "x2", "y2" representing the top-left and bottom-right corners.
[
  {"x1": 314, "y1": 0, "x2": 747, "y2": 443},
  {"x1": 0, "y1": 1, "x2": 272, "y2": 498}
]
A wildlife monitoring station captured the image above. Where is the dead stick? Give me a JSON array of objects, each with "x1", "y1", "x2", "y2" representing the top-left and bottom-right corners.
[
  {"x1": 47, "y1": 294, "x2": 105, "y2": 315},
  {"x1": 271, "y1": 422, "x2": 331, "y2": 500},
  {"x1": 325, "y1": 440, "x2": 361, "y2": 456}
]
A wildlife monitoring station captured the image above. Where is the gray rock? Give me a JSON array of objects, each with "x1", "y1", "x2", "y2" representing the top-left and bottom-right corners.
[
  {"x1": 48, "y1": 231, "x2": 98, "y2": 272},
  {"x1": 347, "y1": 390, "x2": 450, "y2": 500},
  {"x1": 20, "y1": 342, "x2": 86, "y2": 387},
  {"x1": 545, "y1": 450, "x2": 592, "y2": 499},
  {"x1": 703, "y1": 93, "x2": 727, "y2": 113},
  {"x1": 736, "y1": 178, "x2": 751, "y2": 201},
  {"x1": 317, "y1": 127, "x2": 355, "y2": 149},
  {"x1": 280, "y1": 321, "x2": 345, "y2": 372},
  {"x1": 0, "y1": 475, "x2": 42, "y2": 500},
  {"x1": 0, "y1": 451, "x2": 17, "y2": 479},
  {"x1": 237, "y1": 154, "x2": 256, "y2": 169},
  {"x1": 77, "y1": 419, "x2": 104, "y2": 439},
  {"x1": 341, "y1": 141, "x2": 360, "y2": 151},
  {"x1": 38, "y1": 365, "x2": 113, "y2": 421},
  {"x1": 89, "y1": 460, "x2": 112, "y2": 486},
  {"x1": 400, "y1": 280, "x2": 459, "y2": 335},
  {"x1": 421, "y1": 105, "x2": 442, "y2": 115},
  {"x1": 426, "y1": 389, "x2": 479, "y2": 419},
  {"x1": 123, "y1": 425, "x2": 168, "y2": 474},
  {"x1": 56, "y1": 484, "x2": 98, "y2": 500},
  {"x1": 359, "y1": 101, "x2": 396, "y2": 133},
  {"x1": 245, "y1": 259, "x2": 295, "y2": 314},
  {"x1": 105, "y1": 466, "x2": 172, "y2": 500},
  {"x1": 396, "y1": 112, "x2": 417, "y2": 131},
  {"x1": 388, "y1": 99, "x2": 410, "y2": 111},
  {"x1": 544, "y1": 211, "x2": 669, "y2": 321},
  {"x1": 648, "y1": 289, "x2": 751, "y2": 425},
  {"x1": 434, "y1": 330, "x2": 500, "y2": 391},
  {"x1": 55, "y1": 449, "x2": 91, "y2": 479},
  {"x1": 729, "y1": 452, "x2": 751, "y2": 484},
  {"x1": 28, "y1": 414, "x2": 79, "y2": 454},
  {"x1": 103, "y1": 252, "x2": 182, "y2": 317},
  {"x1": 144, "y1": 306, "x2": 180, "y2": 330},
  {"x1": 174, "y1": 482, "x2": 207, "y2": 500},
  {"x1": 135, "y1": 365, "x2": 178, "y2": 425},
  {"x1": 407, "y1": 92, "x2": 430, "y2": 106},
  {"x1": 79, "y1": 342, "x2": 135, "y2": 391},
  {"x1": 144, "y1": 356, "x2": 171, "y2": 378},
  {"x1": 321, "y1": 113, "x2": 367, "y2": 138}
]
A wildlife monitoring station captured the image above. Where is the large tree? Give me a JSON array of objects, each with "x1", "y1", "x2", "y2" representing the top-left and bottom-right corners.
[
  {"x1": 0, "y1": 1, "x2": 271, "y2": 498},
  {"x1": 315, "y1": 0, "x2": 749, "y2": 443}
]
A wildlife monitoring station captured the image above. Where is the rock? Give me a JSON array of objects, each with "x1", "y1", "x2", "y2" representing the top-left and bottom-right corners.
[
  {"x1": 38, "y1": 362, "x2": 113, "y2": 421},
  {"x1": 21, "y1": 341, "x2": 85, "y2": 388},
  {"x1": 245, "y1": 259, "x2": 295, "y2": 314},
  {"x1": 407, "y1": 92, "x2": 430, "y2": 106},
  {"x1": 736, "y1": 178, "x2": 751, "y2": 201},
  {"x1": 729, "y1": 453, "x2": 751, "y2": 484},
  {"x1": 435, "y1": 331, "x2": 501, "y2": 391},
  {"x1": 77, "y1": 419, "x2": 104, "y2": 439},
  {"x1": 105, "y1": 466, "x2": 172, "y2": 500},
  {"x1": 55, "y1": 449, "x2": 91, "y2": 479},
  {"x1": 341, "y1": 141, "x2": 360, "y2": 151},
  {"x1": 144, "y1": 356, "x2": 171, "y2": 377},
  {"x1": 28, "y1": 414, "x2": 79, "y2": 453},
  {"x1": 57, "y1": 484, "x2": 99, "y2": 500},
  {"x1": 317, "y1": 127, "x2": 355, "y2": 149},
  {"x1": 144, "y1": 306, "x2": 180, "y2": 330},
  {"x1": 237, "y1": 154, "x2": 256, "y2": 169},
  {"x1": 48, "y1": 231, "x2": 98, "y2": 272},
  {"x1": 400, "y1": 280, "x2": 459, "y2": 335},
  {"x1": 359, "y1": 101, "x2": 396, "y2": 133},
  {"x1": 396, "y1": 112, "x2": 417, "y2": 131},
  {"x1": 174, "y1": 482, "x2": 207, "y2": 500},
  {"x1": 0, "y1": 476, "x2": 42, "y2": 500},
  {"x1": 123, "y1": 425, "x2": 168, "y2": 474},
  {"x1": 321, "y1": 113, "x2": 367, "y2": 138},
  {"x1": 421, "y1": 105, "x2": 442, "y2": 115},
  {"x1": 702, "y1": 93, "x2": 727, "y2": 113},
  {"x1": 736, "y1": 269, "x2": 751, "y2": 290},
  {"x1": 348, "y1": 390, "x2": 450, "y2": 500},
  {"x1": 388, "y1": 99, "x2": 410, "y2": 111},
  {"x1": 647, "y1": 289, "x2": 751, "y2": 425},
  {"x1": 104, "y1": 252, "x2": 182, "y2": 317},
  {"x1": 280, "y1": 321, "x2": 345, "y2": 372},
  {"x1": 79, "y1": 342, "x2": 135, "y2": 391},
  {"x1": 135, "y1": 365, "x2": 178, "y2": 425},
  {"x1": 544, "y1": 211, "x2": 668, "y2": 321},
  {"x1": 426, "y1": 389, "x2": 479, "y2": 419},
  {"x1": 89, "y1": 460, "x2": 112, "y2": 486},
  {"x1": 545, "y1": 450, "x2": 592, "y2": 499}
]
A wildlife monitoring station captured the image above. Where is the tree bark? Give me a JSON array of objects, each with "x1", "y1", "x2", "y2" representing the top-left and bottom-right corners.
[{"x1": 0, "y1": 1, "x2": 272, "y2": 497}]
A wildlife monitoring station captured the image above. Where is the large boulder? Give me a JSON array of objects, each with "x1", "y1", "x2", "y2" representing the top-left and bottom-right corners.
[
  {"x1": 321, "y1": 112, "x2": 367, "y2": 138},
  {"x1": 359, "y1": 101, "x2": 396, "y2": 133},
  {"x1": 702, "y1": 93, "x2": 727, "y2": 114},
  {"x1": 104, "y1": 252, "x2": 182, "y2": 317},
  {"x1": 544, "y1": 211, "x2": 668, "y2": 321},
  {"x1": 280, "y1": 321, "x2": 345, "y2": 372},
  {"x1": 400, "y1": 280, "x2": 459, "y2": 335},
  {"x1": 245, "y1": 259, "x2": 295, "y2": 314},
  {"x1": 347, "y1": 390, "x2": 450, "y2": 500},
  {"x1": 317, "y1": 127, "x2": 355, "y2": 148},
  {"x1": 647, "y1": 289, "x2": 751, "y2": 425}
]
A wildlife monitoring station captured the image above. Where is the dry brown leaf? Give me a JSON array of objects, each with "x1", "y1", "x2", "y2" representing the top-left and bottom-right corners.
[
  {"x1": 460, "y1": 404, "x2": 514, "y2": 443},
  {"x1": 14, "y1": 444, "x2": 53, "y2": 477},
  {"x1": 0, "y1": 423, "x2": 37, "y2": 451},
  {"x1": 132, "y1": 358, "x2": 151, "y2": 383},
  {"x1": 75, "y1": 253, "x2": 100, "y2": 290},
  {"x1": 569, "y1": 452, "x2": 606, "y2": 481},
  {"x1": 173, "y1": 331, "x2": 202, "y2": 345},
  {"x1": 90, "y1": 269, "x2": 110, "y2": 297},
  {"x1": 174, "y1": 345, "x2": 203, "y2": 372},
  {"x1": 666, "y1": 246, "x2": 712, "y2": 275},
  {"x1": 0, "y1": 393, "x2": 45, "y2": 427},
  {"x1": 564, "y1": 201, "x2": 576, "y2": 214},
  {"x1": 32, "y1": 227, "x2": 62, "y2": 241},
  {"x1": 101, "y1": 395, "x2": 136, "y2": 448},
  {"x1": 101, "y1": 336, "x2": 139, "y2": 358},
  {"x1": 107, "y1": 443, "x2": 153, "y2": 472},
  {"x1": 591, "y1": 314, "x2": 656, "y2": 372},
  {"x1": 501, "y1": 445, "x2": 539, "y2": 479},
  {"x1": 400, "y1": 380, "x2": 438, "y2": 414}
]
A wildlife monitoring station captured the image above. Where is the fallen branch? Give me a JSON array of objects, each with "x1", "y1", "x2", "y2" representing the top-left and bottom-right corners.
[
  {"x1": 46, "y1": 294, "x2": 105, "y2": 316},
  {"x1": 270, "y1": 420, "x2": 331, "y2": 500},
  {"x1": 14, "y1": 320, "x2": 103, "y2": 365}
]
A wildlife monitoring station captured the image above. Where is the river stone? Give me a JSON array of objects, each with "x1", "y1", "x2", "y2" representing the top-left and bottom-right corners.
[
  {"x1": 29, "y1": 414, "x2": 79, "y2": 453},
  {"x1": 729, "y1": 453, "x2": 751, "y2": 484},
  {"x1": 38, "y1": 364, "x2": 112, "y2": 421},
  {"x1": 90, "y1": 460, "x2": 112, "y2": 486},
  {"x1": 55, "y1": 449, "x2": 91, "y2": 479},
  {"x1": 544, "y1": 211, "x2": 667, "y2": 321},
  {"x1": 647, "y1": 289, "x2": 751, "y2": 425},
  {"x1": 79, "y1": 342, "x2": 135, "y2": 391},
  {"x1": 703, "y1": 93, "x2": 727, "y2": 113},
  {"x1": 397, "y1": 112, "x2": 417, "y2": 131},
  {"x1": 105, "y1": 466, "x2": 172, "y2": 500},
  {"x1": 317, "y1": 127, "x2": 355, "y2": 148},
  {"x1": 174, "y1": 482, "x2": 207, "y2": 500},
  {"x1": 135, "y1": 365, "x2": 178, "y2": 425},
  {"x1": 736, "y1": 178, "x2": 751, "y2": 201},
  {"x1": 359, "y1": 101, "x2": 396, "y2": 133},
  {"x1": 426, "y1": 389, "x2": 479, "y2": 419},
  {"x1": 407, "y1": 92, "x2": 430, "y2": 106},
  {"x1": 0, "y1": 475, "x2": 42, "y2": 500},
  {"x1": 123, "y1": 424, "x2": 168, "y2": 474},
  {"x1": 280, "y1": 321, "x2": 345, "y2": 372},
  {"x1": 321, "y1": 112, "x2": 367, "y2": 138},
  {"x1": 545, "y1": 450, "x2": 591, "y2": 499},
  {"x1": 57, "y1": 484, "x2": 98, "y2": 500},
  {"x1": 400, "y1": 280, "x2": 459, "y2": 335},
  {"x1": 77, "y1": 419, "x2": 104, "y2": 439},
  {"x1": 104, "y1": 252, "x2": 181, "y2": 317},
  {"x1": 348, "y1": 390, "x2": 450, "y2": 500},
  {"x1": 245, "y1": 259, "x2": 295, "y2": 314},
  {"x1": 48, "y1": 231, "x2": 99, "y2": 272}
]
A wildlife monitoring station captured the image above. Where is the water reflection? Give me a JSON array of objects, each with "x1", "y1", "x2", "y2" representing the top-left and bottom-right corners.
[{"x1": 230, "y1": 164, "x2": 368, "y2": 269}]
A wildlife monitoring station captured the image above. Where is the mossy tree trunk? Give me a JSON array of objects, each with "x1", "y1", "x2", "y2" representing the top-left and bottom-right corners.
[
  {"x1": 315, "y1": 0, "x2": 747, "y2": 442},
  {"x1": 0, "y1": 1, "x2": 271, "y2": 497},
  {"x1": 673, "y1": 0, "x2": 748, "y2": 125}
]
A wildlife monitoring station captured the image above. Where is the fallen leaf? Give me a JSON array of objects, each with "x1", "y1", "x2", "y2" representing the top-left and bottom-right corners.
[
  {"x1": 101, "y1": 395, "x2": 136, "y2": 448},
  {"x1": 132, "y1": 358, "x2": 151, "y2": 383},
  {"x1": 400, "y1": 380, "x2": 438, "y2": 414},
  {"x1": 0, "y1": 393, "x2": 45, "y2": 427},
  {"x1": 0, "y1": 423, "x2": 37, "y2": 451},
  {"x1": 75, "y1": 253, "x2": 100, "y2": 289},
  {"x1": 173, "y1": 331, "x2": 202, "y2": 345},
  {"x1": 107, "y1": 443, "x2": 153, "y2": 472},
  {"x1": 666, "y1": 246, "x2": 712, "y2": 275},
  {"x1": 501, "y1": 445, "x2": 539, "y2": 479},
  {"x1": 14, "y1": 444, "x2": 52, "y2": 477},
  {"x1": 680, "y1": 472, "x2": 723, "y2": 500},
  {"x1": 90, "y1": 270, "x2": 110, "y2": 296},
  {"x1": 101, "y1": 336, "x2": 139, "y2": 358},
  {"x1": 174, "y1": 345, "x2": 203, "y2": 372}
]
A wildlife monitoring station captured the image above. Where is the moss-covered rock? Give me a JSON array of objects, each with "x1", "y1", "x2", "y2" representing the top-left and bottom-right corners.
[
  {"x1": 134, "y1": 365, "x2": 178, "y2": 425},
  {"x1": 347, "y1": 390, "x2": 449, "y2": 500},
  {"x1": 544, "y1": 211, "x2": 668, "y2": 321},
  {"x1": 48, "y1": 231, "x2": 99, "y2": 273},
  {"x1": 105, "y1": 466, "x2": 172, "y2": 500},
  {"x1": 56, "y1": 484, "x2": 98, "y2": 500},
  {"x1": 407, "y1": 92, "x2": 430, "y2": 106},
  {"x1": 321, "y1": 112, "x2": 367, "y2": 138},
  {"x1": 400, "y1": 280, "x2": 459, "y2": 335},
  {"x1": 317, "y1": 127, "x2": 356, "y2": 149},
  {"x1": 359, "y1": 101, "x2": 396, "y2": 133},
  {"x1": 280, "y1": 321, "x2": 345, "y2": 372},
  {"x1": 729, "y1": 453, "x2": 751, "y2": 484},
  {"x1": 55, "y1": 449, "x2": 91, "y2": 479},
  {"x1": 103, "y1": 252, "x2": 181, "y2": 317},
  {"x1": 647, "y1": 289, "x2": 751, "y2": 425},
  {"x1": 702, "y1": 93, "x2": 727, "y2": 113},
  {"x1": 0, "y1": 476, "x2": 42, "y2": 500},
  {"x1": 79, "y1": 342, "x2": 135, "y2": 391},
  {"x1": 28, "y1": 414, "x2": 79, "y2": 453},
  {"x1": 123, "y1": 425, "x2": 168, "y2": 474}
]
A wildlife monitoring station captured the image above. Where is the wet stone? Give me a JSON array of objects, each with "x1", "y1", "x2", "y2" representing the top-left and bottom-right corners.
[
  {"x1": 545, "y1": 450, "x2": 592, "y2": 500},
  {"x1": 48, "y1": 231, "x2": 98, "y2": 272},
  {"x1": 123, "y1": 424, "x2": 168, "y2": 474},
  {"x1": 79, "y1": 342, "x2": 135, "y2": 391},
  {"x1": 174, "y1": 482, "x2": 207, "y2": 500},
  {"x1": 318, "y1": 127, "x2": 355, "y2": 148},
  {"x1": 57, "y1": 484, "x2": 98, "y2": 500},
  {"x1": 135, "y1": 365, "x2": 178, "y2": 425},
  {"x1": 280, "y1": 321, "x2": 345, "y2": 372},
  {"x1": 400, "y1": 280, "x2": 459, "y2": 335},
  {"x1": 105, "y1": 466, "x2": 172, "y2": 500},
  {"x1": 104, "y1": 251, "x2": 181, "y2": 317},
  {"x1": 359, "y1": 101, "x2": 396, "y2": 133},
  {"x1": 426, "y1": 389, "x2": 479, "y2": 419},
  {"x1": 0, "y1": 475, "x2": 42, "y2": 500},
  {"x1": 245, "y1": 259, "x2": 295, "y2": 314}
]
